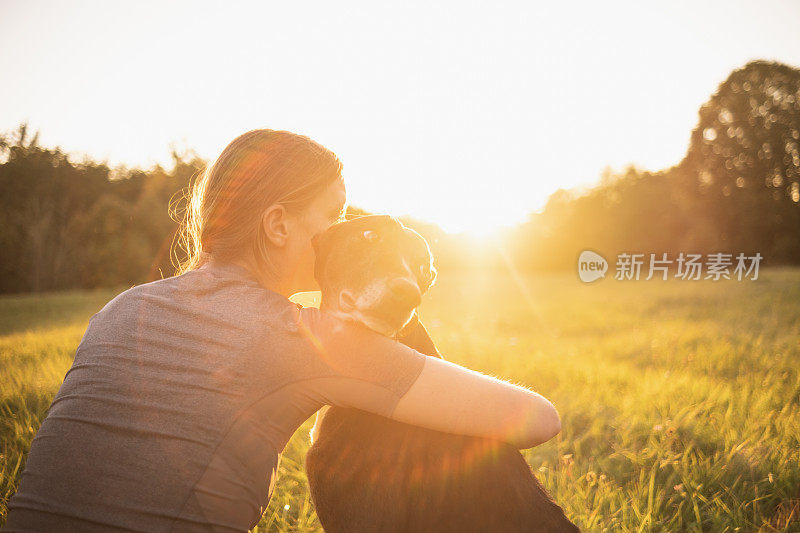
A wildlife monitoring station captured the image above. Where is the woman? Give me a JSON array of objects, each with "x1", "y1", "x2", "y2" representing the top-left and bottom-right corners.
[{"x1": 6, "y1": 129, "x2": 562, "y2": 532}]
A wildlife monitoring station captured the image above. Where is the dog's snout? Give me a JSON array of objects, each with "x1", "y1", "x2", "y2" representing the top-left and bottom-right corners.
[{"x1": 388, "y1": 278, "x2": 421, "y2": 309}]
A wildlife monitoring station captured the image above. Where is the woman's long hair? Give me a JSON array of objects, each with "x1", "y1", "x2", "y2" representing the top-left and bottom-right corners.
[{"x1": 171, "y1": 129, "x2": 343, "y2": 274}]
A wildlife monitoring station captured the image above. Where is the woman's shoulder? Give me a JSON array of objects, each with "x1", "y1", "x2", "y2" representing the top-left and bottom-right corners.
[
  {"x1": 90, "y1": 267, "x2": 291, "y2": 330},
  {"x1": 78, "y1": 271, "x2": 307, "y2": 366}
]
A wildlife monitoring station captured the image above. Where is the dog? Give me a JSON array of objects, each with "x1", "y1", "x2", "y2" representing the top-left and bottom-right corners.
[{"x1": 305, "y1": 215, "x2": 580, "y2": 532}]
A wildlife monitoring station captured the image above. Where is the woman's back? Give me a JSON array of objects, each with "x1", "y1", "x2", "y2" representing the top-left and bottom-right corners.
[{"x1": 6, "y1": 261, "x2": 427, "y2": 532}]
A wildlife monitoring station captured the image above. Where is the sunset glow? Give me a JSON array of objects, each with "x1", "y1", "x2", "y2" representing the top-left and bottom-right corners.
[{"x1": 2, "y1": 1, "x2": 800, "y2": 233}]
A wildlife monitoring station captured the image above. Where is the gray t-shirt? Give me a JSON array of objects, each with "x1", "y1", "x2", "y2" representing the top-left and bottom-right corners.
[{"x1": 6, "y1": 261, "x2": 427, "y2": 532}]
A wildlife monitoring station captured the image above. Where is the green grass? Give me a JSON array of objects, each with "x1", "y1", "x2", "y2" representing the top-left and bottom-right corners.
[{"x1": 2, "y1": 271, "x2": 799, "y2": 531}]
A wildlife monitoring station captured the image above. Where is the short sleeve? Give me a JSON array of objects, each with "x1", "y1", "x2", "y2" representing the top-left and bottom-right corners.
[{"x1": 296, "y1": 307, "x2": 427, "y2": 416}]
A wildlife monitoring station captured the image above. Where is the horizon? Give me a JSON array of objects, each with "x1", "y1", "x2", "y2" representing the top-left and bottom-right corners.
[{"x1": 2, "y1": 0, "x2": 800, "y2": 233}]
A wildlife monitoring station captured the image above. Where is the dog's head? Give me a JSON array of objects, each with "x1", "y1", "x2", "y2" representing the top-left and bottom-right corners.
[{"x1": 312, "y1": 215, "x2": 437, "y2": 337}]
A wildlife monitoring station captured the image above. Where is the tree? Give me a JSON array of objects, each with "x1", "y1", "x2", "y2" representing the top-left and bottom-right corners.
[{"x1": 685, "y1": 60, "x2": 800, "y2": 262}]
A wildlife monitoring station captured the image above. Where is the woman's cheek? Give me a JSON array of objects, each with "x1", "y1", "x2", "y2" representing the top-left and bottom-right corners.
[
  {"x1": 298, "y1": 240, "x2": 319, "y2": 288},
  {"x1": 295, "y1": 217, "x2": 330, "y2": 290}
]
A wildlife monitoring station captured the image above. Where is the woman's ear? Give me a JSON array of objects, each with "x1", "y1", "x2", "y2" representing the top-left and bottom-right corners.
[{"x1": 261, "y1": 205, "x2": 289, "y2": 247}]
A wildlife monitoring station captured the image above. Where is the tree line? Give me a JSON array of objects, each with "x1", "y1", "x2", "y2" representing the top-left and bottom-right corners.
[
  {"x1": 411, "y1": 60, "x2": 800, "y2": 274},
  {"x1": 1, "y1": 60, "x2": 799, "y2": 294},
  {"x1": 0, "y1": 128, "x2": 203, "y2": 293}
]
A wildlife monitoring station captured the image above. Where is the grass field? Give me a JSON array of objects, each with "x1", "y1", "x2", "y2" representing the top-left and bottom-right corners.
[{"x1": 1, "y1": 269, "x2": 799, "y2": 531}]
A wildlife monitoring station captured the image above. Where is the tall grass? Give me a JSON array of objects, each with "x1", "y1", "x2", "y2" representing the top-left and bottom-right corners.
[{"x1": 1, "y1": 271, "x2": 799, "y2": 531}]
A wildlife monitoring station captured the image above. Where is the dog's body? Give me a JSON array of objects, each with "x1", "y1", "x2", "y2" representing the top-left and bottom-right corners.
[{"x1": 305, "y1": 215, "x2": 579, "y2": 532}]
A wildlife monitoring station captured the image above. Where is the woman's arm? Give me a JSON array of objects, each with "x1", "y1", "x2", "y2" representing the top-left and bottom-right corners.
[
  {"x1": 393, "y1": 314, "x2": 561, "y2": 449},
  {"x1": 391, "y1": 357, "x2": 561, "y2": 449},
  {"x1": 299, "y1": 307, "x2": 561, "y2": 449}
]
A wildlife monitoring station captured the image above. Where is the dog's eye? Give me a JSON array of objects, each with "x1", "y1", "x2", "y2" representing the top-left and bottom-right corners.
[{"x1": 362, "y1": 230, "x2": 379, "y2": 241}]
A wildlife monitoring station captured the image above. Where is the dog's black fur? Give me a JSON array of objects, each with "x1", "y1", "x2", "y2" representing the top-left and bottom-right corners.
[{"x1": 305, "y1": 216, "x2": 580, "y2": 532}]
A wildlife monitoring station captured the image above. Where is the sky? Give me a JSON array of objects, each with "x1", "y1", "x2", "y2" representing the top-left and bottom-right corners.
[{"x1": 2, "y1": 1, "x2": 800, "y2": 234}]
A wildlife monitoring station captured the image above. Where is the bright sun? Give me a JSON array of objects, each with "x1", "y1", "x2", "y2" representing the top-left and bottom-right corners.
[{"x1": 427, "y1": 206, "x2": 521, "y2": 239}]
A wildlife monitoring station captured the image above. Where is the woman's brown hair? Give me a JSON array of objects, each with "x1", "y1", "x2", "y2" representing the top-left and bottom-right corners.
[{"x1": 172, "y1": 129, "x2": 343, "y2": 274}]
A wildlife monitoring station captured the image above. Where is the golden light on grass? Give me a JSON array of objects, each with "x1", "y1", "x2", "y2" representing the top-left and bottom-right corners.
[{"x1": 4, "y1": 269, "x2": 800, "y2": 529}]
